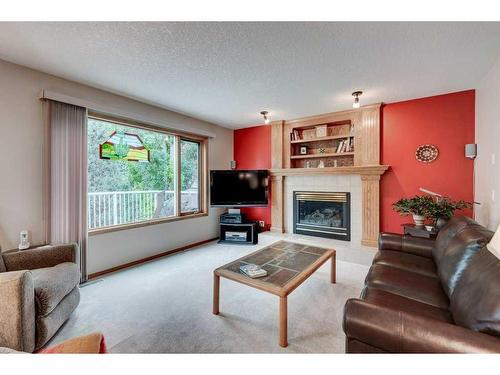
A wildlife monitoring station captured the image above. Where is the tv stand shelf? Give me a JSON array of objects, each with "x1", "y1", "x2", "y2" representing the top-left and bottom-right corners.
[{"x1": 218, "y1": 221, "x2": 259, "y2": 245}]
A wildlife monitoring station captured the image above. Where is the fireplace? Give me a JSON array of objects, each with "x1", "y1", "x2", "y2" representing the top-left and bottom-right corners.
[{"x1": 293, "y1": 191, "x2": 350, "y2": 241}]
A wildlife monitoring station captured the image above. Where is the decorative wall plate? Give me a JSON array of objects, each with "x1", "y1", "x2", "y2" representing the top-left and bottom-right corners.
[{"x1": 415, "y1": 144, "x2": 439, "y2": 163}]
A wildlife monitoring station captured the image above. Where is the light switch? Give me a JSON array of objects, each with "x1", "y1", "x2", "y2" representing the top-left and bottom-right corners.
[{"x1": 492, "y1": 154, "x2": 496, "y2": 165}]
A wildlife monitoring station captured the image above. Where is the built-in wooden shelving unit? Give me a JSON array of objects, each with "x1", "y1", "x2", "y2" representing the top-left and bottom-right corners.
[
  {"x1": 269, "y1": 103, "x2": 388, "y2": 248},
  {"x1": 289, "y1": 120, "x2": 355, "y2": 169}
]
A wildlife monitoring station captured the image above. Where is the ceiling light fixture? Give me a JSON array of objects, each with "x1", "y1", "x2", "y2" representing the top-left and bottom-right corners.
[
  {"x1": 352, "y1": 91, "x2": 363, "y2": 109},
  {"x1": 260, "y1": 110, "x2": 270, "y2": 125}
]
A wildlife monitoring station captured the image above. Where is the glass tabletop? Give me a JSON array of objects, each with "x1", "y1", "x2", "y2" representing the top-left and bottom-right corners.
[{"x1": 219, "y1": 241, "x2": 331, "y2": 288}]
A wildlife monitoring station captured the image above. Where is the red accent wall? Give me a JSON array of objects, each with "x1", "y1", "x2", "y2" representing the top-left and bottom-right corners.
[
  {"x1": 381, "y1": 90, "x2": 475, "y2": 233},
  {"x1": 233, "y1": 125, "x2": 272, "y2": 229},
  {"x1": 232, "y1": 90, "x2": 475, "y2": 234}
]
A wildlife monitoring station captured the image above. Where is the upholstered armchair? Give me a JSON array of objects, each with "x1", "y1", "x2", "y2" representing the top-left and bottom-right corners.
[{"x1": 0, "y1": 244, "x2": 81, "y2": 352}]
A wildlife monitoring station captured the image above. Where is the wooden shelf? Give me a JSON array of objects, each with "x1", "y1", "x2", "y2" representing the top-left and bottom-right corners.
[
  {"x1": 290, "y1": 152, "x2": 355, "y2": 160},
  {"x1": 290, "y1": 134, "x2": 353, "y2": 144},
  {"x1": 270, "y1": 165, "x2": 389, "y2": 177}
]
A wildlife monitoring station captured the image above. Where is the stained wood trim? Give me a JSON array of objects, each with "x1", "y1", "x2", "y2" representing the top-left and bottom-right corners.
[
  {"x1": 175, "y1": 136, "x2": 182, "y2": 216},
  {"x1": 88, "y1": 237, "x2": 218, "y2": 279},
  {"x1": 361, "y1": 174, "x2": 381, "y2": 247},
  {"x1": 270, "y1": 165, "x2": 389, "y2": 176},
  {"x1": 271, "y1": 120, "x2": 284, "y2": 169},
  {"x1": 270, "y1": 175, "x2": 284, "y2": 233}
]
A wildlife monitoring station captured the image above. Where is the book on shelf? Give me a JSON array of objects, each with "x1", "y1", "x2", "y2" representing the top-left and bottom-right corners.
[
  {"x1": 335, "y1": 138, "x2": 354, "y2": 153},
  {"x1": 240, "y1": 264, "x2": 267, "y2": 278},
  {"x1": 291, "y1": 129, "x2": 301, "y2": 141},
  {"x1": 336, "y1": 140, "x2": 344, "y2": 153}
]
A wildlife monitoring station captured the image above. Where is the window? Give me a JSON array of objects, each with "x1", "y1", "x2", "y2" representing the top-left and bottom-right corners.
[
  {"x1": 180, "y1": 139, "x2": 200, "y2": 213},
  {"x1": 87, "y1": 115, "x2": 207, "y2": 232}
]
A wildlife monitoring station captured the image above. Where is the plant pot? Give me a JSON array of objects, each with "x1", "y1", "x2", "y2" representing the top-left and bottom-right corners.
[{"x1": 412, "y1": 214, "x2": 425, "y2": 227}]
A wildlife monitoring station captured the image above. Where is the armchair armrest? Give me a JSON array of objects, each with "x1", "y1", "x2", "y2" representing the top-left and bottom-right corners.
[
  {"x1": 2, "y1": 243, "x2": 79, "y2": 272},
  {"x1": 379, "y1": 232, "x2": 435, "y2": 258},
  {"x1": 0, "y1": 271, "x2": 36, "y2": 352},
  {"x1": 343, "y1": 299, "x2": 500, "y2": 353}
]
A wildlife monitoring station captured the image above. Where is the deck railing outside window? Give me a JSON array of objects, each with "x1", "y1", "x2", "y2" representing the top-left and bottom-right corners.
[{"x1": 88, "y1": 190, "x2": 198, "y2": 229}]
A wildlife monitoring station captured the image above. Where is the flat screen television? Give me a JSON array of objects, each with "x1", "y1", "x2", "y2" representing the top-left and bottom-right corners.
[{"x1": 210, "y1": 170, "x2": 269, "y2": 207}]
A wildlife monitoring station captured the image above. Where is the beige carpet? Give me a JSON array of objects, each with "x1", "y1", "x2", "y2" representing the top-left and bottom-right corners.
[{"x1": 49, "y1": 234, "x2": 370, "y2": 353}]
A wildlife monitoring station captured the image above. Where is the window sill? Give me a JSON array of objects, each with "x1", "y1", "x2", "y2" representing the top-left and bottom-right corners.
[{"x1": 88, "y1": 212, "x2": 208, "y2": 236}]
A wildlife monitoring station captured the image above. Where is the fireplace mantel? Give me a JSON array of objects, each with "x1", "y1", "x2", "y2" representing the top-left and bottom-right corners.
[
  {"x1": 269, "y1": 104, "x2": 389, "y2": 247},
  {"x1": 270, "y1": 165, "x2": 389, "y2": 177}
]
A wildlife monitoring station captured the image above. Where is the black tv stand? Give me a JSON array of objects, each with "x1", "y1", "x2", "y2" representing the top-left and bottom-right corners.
[{"x1": 218, "y1": 221, "x2": 259, "y2": 245}]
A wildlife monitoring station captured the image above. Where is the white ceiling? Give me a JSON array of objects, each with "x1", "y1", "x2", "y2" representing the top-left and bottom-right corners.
[{"x1": 0, "y1": 22, "x2": 499, "y2": 129}]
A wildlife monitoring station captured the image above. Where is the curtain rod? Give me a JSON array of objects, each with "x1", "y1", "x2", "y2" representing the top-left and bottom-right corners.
[{"x1": 39, "y1": 89, "x2": 216, "y2": 139}]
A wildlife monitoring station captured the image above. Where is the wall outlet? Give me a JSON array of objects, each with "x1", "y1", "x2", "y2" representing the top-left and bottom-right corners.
[{"x1": 258, "y1": 220, "x2": 265, "y2": 228}]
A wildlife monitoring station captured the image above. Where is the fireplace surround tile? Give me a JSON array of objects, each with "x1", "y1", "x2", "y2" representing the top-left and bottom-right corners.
[{"x1": 284, "y1": 175, "x2": 362, "y2": 244}]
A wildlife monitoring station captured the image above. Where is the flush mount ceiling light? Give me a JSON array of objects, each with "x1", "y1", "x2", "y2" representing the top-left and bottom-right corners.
[
  {"x1": 352, "y1": 91, "x2": 363, "y2": 109},
  {"x1": 260, "y1": 110, "x2": 270, "y2": 125}
]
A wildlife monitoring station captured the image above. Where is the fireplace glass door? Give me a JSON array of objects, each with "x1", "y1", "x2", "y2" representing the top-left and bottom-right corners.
[{"x1": 293, "y1": 191, "x2": 350, "y2": 241}]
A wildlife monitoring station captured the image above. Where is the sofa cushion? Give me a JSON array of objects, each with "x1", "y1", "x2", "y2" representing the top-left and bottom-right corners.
[
  {"x1": 35, "y1": 287, "x2": 80, "y2": 350},
  {"x1": 31, "y1": 262, "x2": 80, "y2": 316},
  {"x1": 433, "y1": 216, "x2": 480, "y2": 265},
  {"x1": 450, "y1": 248, "x2": 500, "y2": 336},
  {"x1": 365, "y1": 264, "x2": 449, "y2": 309},
  {"x1": 437, "y1": 226, "x2": 493, "y2": 297},
  {"x1": 0, "y1": 254, "x2": 6, "y2": 273},
  {"x1": 373, "y1": 250, "x2": 437, "y2": 278},
  {"x1": 361, "y1": 287, "x2": 452, "y2": 322}
]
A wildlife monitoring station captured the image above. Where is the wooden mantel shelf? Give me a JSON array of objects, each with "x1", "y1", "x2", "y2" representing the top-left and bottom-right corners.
[{"x1": 270, "y1": 165, "x2": 389, "y2": 177}]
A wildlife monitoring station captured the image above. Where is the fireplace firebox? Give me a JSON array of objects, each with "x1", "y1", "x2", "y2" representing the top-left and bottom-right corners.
[{"x1": 293, "y1": 191, "x2": 350, "y2": 241}]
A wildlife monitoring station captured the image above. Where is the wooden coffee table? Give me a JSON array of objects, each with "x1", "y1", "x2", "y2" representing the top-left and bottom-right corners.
[{"x1": 213, "y1": 240, "x2": 336, "y2": 347}]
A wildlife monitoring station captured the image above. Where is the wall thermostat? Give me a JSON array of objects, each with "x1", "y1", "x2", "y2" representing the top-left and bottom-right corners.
[{"x1": 465, "y1": 144, "x2": 477, "y2": 159}]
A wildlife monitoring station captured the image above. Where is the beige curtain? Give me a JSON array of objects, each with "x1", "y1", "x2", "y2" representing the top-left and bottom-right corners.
[{"x1": 47, "y1": 100, "x2": 88, "y2": 282}]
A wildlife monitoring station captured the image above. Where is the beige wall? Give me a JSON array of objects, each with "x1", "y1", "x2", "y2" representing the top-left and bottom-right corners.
[
  {"x1": 475, "y1": 57, "x2": 500, "y2": 231},
  {"x1": 0, "y1": 59, "x2": 233, "y2": 273}
]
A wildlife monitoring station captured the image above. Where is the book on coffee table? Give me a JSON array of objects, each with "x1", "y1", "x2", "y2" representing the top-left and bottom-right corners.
[{"x1": 240, "y1": 264, "x2": 267, "y2": 278}]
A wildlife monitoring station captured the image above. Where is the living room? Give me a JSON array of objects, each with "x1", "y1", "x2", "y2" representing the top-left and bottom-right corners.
[{"x1": 1, "y1": 1, "x2": 499, "y2": 373}]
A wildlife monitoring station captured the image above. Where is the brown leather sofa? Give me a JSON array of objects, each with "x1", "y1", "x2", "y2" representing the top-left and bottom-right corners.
[{"x1": 343, "y1": 216, "x2": 500, "y2": 353}]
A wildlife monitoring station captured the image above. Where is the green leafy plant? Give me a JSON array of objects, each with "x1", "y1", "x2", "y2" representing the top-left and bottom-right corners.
[
  {"x1": 425, "y1": 197, "x2": 471, "y2": 225},
  {"x1": 393, "y1": 194, "x2": 472, "y2": 227},
  {"x1": 393, "y1": 195, "x2": 435, "y2": 216}
]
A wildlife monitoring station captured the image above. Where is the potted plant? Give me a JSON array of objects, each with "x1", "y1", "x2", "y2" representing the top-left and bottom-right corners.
[
  {"x1": 393, "y1": 195, "x2": 434, "y2": 227},
  {"x1": 425, "y1": 197, "x2": 471, "y2": 229}
]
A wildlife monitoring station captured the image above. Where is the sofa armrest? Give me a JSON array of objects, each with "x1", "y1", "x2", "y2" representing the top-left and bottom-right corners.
[
  {"x1": 378, "y1": 232, "x2": 435, "y2": 258},
  {"x1": 343, "y1": 299, "x2": 500, "y2": 353},
  {"x1": 0, "y1": 271, "x2": 36, "y2": 352},
  {"x1": 3, "y1": 243, "x2": 79, "y2": 271}
]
